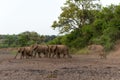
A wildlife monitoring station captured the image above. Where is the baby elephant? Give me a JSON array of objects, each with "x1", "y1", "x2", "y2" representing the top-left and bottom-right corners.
[
  {"x1": 99, "y1": 52, "x2": 107, "y2": 59},
  {"x1": 88, "y1": 44, "x2": 107, "y2": 59}
]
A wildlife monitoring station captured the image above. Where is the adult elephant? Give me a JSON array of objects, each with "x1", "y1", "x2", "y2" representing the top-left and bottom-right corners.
[
  {"x1": 48, "y1": 45, "x2": 57, "y2": 58},
  {"x1": 52, "y1": 45, "x2": 72, "y2": 58},
  {"x1": 23, "y1": 47, "x2": 33, "y2": 59},
  {"x1": 14, "y1": 47, "x2": 33, "y2": 59},
  {"x1": 32, "y1": 44, "x2": 49, "y2": 58}
]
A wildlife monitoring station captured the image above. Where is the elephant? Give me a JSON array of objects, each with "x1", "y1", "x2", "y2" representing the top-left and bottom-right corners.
[
  {"x1": 88, "y1": 44, "x2": 107, "y2": 59},
  {"x1": 99, "y1": 52, "x2": 107, "y2": 59},
  {"x1": 32, "y1": 44, "x2": 49, "y2": 58},
  {"x1": 23, "y1": 47, "x2": 33, "y2": 59},
  {"x1": 47, "y1": 45, "x2": 57, "y2": 58},
  {"x1": 14, "y1": 47, "x2": 33, "y2": 59},
  {"x1": 14, "y1": 47, "x2": 24, "y2": 59},
  {"x1": 52, "y1": 45, "x2": 72, "y2": 58}
]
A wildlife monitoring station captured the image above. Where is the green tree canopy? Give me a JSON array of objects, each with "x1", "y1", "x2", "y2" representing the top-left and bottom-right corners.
[
  {"x1": 51, "y1": 2, "x2": 120, "y2": 51},
  {"x1": 52, "y1": 0, "x2": 101, "y2": 33}
]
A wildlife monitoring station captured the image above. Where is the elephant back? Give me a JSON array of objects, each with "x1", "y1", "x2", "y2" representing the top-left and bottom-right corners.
[{"x1": 56, "y1": 45, "x2": 69, "y2": 53}]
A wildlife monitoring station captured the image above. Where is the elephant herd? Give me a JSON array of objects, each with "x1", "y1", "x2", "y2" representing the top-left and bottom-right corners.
[{"x1": 14, "y1": 44, "x2": 72, "y2": 59}]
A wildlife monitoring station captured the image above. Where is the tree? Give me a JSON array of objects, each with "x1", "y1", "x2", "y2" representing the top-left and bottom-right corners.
[
  {"x1": 4, "y1": 35, "x2": 18, "y2": 47},
  {"x1": 52, "y1": 0, "x2": 101, "y2": 33}
]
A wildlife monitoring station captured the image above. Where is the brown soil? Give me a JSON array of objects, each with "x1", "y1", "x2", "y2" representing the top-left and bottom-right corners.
[{"x1": 0, "y1": 46, "x2": 120, "y2": 80}]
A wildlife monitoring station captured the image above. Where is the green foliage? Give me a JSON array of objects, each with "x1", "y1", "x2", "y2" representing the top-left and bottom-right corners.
[
  {"x1": 76, "y1": 48, "x2": 89, "y2": 55},
  {"x1": 70, "y1": 47, "x2": 89, "y2": 55},
  {"x1": 100, "y1": 27, "x2": 120, "y2": 51},
  {"x1": 52, "y1": 0, "x2": 101, "y2": 33},
  {"x1": 90, "y1": 5, "x2": 120, "y2": 50},
  {"x1": 48, "y1": 36, "x2": 63, "y2": 45},
  {"x1": 50, "y1": 2, "x2": 120, "y2": 52},
  {"x1": 0, "y1": 31, "x2": 56, "y2": 48},
  {"x1": 1, "y1": 1, "x2": 120, "y2": 53}
]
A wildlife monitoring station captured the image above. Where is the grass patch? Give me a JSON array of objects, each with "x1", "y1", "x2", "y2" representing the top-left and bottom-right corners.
[
  {"x1": 70, "y1": 47, "x2": 90, "y2": 55},
  {"x1": 10, "y1": 50, "x2": 18, "y2": 55}
]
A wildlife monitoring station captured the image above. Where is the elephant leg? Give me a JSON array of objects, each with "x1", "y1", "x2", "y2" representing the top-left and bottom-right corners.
[
  {"x1": 103, "y1": 52, "x2": 107, "y2": 59},
  {"x1": 30, "y1": 54, "x2": 32, "y2": 59},
  {"x1": 66, "y1": 50, "x2": 72, "y2": 58},
  {"x1": 25, "y1": 53, "x2": 29, "y2": 59},
  {"x1": 26, "y1": 54, "x2": 30, "y2": 59},
  {"x1": 38, "y1": 52, "x2": 41, "y2": 58},
  {"x1": 50, "y1": 52, "x2": 53, "y2": 58},
  {"x1": 56, "y1": 52, "x2": 60, "y2": 58},
  {"x1": 14, "y1": 53, "x2": 19, "y2": 59},
  {"x1": 33, "y1": 52, "x2": 37, "y2": 58},
  {"x1": 30, "y1": 54, "x2": 33, "y2": 59},
  {"x1": 43, "y1": 52, "x2": 47, "y2": 58},
  {"x1": 99, "y1": 52, "x2": 103, "y2": 59},
  {"x1": 45, "y1": 53, "x2": 48, "y2": 58},
  {"x1": 52, "y1": 52, "x2": 56, "y2": 58},
  {"x1": 63, "y1": 53, "x2": 66, "y2": 58},
  {"x1": 25, "y1": 53, "x2": 28, "y2": 59},
  {"x1": 20, "y1": 53, "x2": 23, "y2": 59},
  {"x1": 30, "y1": 52, "x2": 33, "y2": 59},
  {"x1": 48, "y1": 52, "x2": 51, "y2": 58}
]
